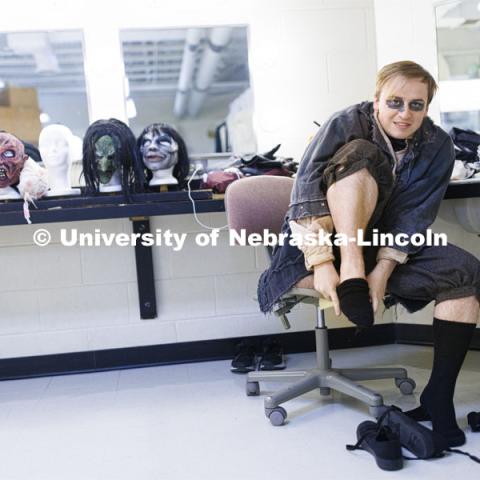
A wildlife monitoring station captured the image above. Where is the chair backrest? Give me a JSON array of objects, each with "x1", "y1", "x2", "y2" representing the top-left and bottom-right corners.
[{"x1": 224, "y1": 176, "x2": 294, "y2": 235}]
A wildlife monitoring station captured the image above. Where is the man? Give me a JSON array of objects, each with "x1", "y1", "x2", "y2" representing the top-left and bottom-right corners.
[{"x1": 257, "y1": 61, "x2": 480, "y2": 447}]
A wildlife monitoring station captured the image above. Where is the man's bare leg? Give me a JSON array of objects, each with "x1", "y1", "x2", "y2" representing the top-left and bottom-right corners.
[
  {"x1": 323, "y1": 168, "x2": 379, "y2": 328},
  {"x1": 326, "y1": 168, "x2": 378, "y2": 281},
  {"x1": 435, "y1": 296, "x2": 479, "y2": 324}
]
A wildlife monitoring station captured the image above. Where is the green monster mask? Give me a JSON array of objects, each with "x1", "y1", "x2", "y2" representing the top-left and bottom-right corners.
[{"x1": 95, "y1": 135, "x2": 117, "y2": 184}]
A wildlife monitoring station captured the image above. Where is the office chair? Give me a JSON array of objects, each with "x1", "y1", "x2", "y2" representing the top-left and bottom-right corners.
[{"x1": 225, "y1": 175, "x2": 416, "y2": 426}]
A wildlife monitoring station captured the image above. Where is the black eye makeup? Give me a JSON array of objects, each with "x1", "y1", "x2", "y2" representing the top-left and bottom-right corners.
[{"x1": 386, "y1": 97, "x2": 425, "y2": 112}]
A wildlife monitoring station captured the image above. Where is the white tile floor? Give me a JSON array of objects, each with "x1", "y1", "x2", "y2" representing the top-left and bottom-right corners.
[{"x1": 0, "y1": 344, "x2": 479, "y2": 479}]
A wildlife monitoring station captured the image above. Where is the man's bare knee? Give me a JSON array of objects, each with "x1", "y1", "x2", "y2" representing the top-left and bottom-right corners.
[
  {"x1": 326, "y1": 167, "x2": 377, "y2": 195},
  {"x1": 326, "y1": 168, "x2": 378, "y2": 211},
  {"x1": 435, "y1": 296, "x2": 480, "y2": 324}
]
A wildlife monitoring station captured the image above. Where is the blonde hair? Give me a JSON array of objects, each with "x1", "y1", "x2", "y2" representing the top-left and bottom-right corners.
[{"x1": 375, "y1": 61, "x2": 437, "y2": 105}]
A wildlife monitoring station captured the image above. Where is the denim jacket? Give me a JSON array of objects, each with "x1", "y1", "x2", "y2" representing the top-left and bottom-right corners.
[{"x1": 257, "y1": 101, "x2": 455, "y2": 313}]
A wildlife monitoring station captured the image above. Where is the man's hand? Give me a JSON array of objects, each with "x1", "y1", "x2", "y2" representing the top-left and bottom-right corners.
[
  {"x1": 313, "y1": 261, "x2": 341, "y2": 316},
  {"x1": 367, "y1": 259, "x2": 397, "y2": 313}
]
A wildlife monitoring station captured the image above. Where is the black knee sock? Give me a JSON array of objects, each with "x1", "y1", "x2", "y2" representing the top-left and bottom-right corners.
[
  {"x1": 405, "y1": 318, "x2": 475, "y2": 447},
  {"x1": 336, "y1": 278, "x2": 374, "y2": 328}
]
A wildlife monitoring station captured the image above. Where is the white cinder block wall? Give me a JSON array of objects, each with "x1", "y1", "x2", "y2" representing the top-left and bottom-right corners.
[
  {"x1": 0, "y1": 0, "x2": 387, "y2": 359},
  {"x1": 374, "y1": 0, "x2": 480, "y2": 326},
  {"x1": 0, "y1": 209, "x2": 393, "y2": 359}
]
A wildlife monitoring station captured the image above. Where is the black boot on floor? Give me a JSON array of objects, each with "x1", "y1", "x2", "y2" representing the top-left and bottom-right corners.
[
  {"x1": 230, "y1": 341, "x2": 257, "y2": 373},
  {"x1": 259, "y1": 338, "x2": 286, "y2": 370},
  {"x1": 467, "y1": 412, "x2": 480, "y2": 432},
  {"x1": 405, "y1": 318, "x2": 476, "y2": 447},
  {"x1": 347, "y1": 420, "x2": 403, "y2": 471},
  {"x1": 380, "y1": 406, "x2": 447, "y2": 459}
]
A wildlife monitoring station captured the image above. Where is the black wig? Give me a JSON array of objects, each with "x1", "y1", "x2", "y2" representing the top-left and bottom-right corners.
[
  {"x1": 136, "y1": 123, "x2": 189, "y2": 188},
  {"x1": 22, "y1": 142, "x2": 43, "y2": 163},
  {"x1": 82, "y1": 118, "x2": 145, "y2": 196}
]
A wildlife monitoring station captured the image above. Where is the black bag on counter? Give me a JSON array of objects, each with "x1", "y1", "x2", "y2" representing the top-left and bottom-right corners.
[
  {"x1": 450, "y1": 127, "x2": 480, "y2": 162},
  {"x1": 233, "y1": 144, "x2": 297, "y2": 176}
]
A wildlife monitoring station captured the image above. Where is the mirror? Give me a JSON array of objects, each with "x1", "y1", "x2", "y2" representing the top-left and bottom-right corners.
[
  {"x1": 120, "y1": 26, "x2": 256, "y2": 155},
  {"x1": 0, "y1": 30, "x2": 89, "y2": 143},
  {"x1": 435, "y1": 0, "x2": 480, "y2": 132}
]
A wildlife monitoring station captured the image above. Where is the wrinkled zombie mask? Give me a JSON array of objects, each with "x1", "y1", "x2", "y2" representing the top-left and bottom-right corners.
[
  {"x1": 0, "y1": 132, "x2": 27, "y2": 188},
  {"x1": 95, "y1": 135, "x2": 118, "y2": 184}
]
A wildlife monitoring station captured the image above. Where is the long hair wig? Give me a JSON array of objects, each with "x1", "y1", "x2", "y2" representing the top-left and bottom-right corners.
[
  {"x1": 82, "y1": 118, "x2": 145, "y2": 196},
  {"x1": 22, "y1": 142, "x2": 43, "y2": 163},
  {"x1": 137, "y1": 123, "x2": 189, "y2": 188}
]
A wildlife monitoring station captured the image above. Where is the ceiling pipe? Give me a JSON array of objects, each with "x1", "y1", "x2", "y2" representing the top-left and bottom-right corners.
[
  {"x1": 7, "y1": 33, "x2": 59, "y2": 73},
  {"x1": 173, "y1": 28, "x2": 204, "y2": 118},
  {"x1": 187, "y1": 27, "x2": 233, "y2": 117}
]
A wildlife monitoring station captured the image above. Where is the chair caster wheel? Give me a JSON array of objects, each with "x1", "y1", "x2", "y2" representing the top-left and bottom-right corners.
[
  {"x1": 369, "y1": 405, "x2": 386, "y2": 418},
  {"x1": 246, "y1": 381, "x2": 260, "y2": 396},
  {"x1": 395, "y1": 377, "x2": 416, "y2": 395},
  {"x1": 266, "y1": 406, "x2": 287, "y2": 426}
]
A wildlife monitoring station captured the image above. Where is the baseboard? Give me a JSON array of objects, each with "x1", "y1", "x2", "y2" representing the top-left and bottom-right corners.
[
  {"x1": 394, "y1": 323, "x2": 480, "y2": 350},
  {"x1": 5, "y1": 322, "x2": 478, "y2": 381},
  {"x1": 0, "y1": 323, "x2": 395, "y2": 381}
]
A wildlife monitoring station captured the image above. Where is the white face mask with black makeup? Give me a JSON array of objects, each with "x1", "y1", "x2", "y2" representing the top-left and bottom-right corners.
[{"x1": 140, "y1": 131, "x2": 179, "y2": 186}]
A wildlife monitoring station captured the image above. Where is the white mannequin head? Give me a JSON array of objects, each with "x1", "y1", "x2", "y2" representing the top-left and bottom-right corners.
[
  {"x1": 39, "y1": 124, "x2": 79, "y2": 195},
  {"x1": 39, "y1": 124, "x2": 72, "y2": 168}
]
